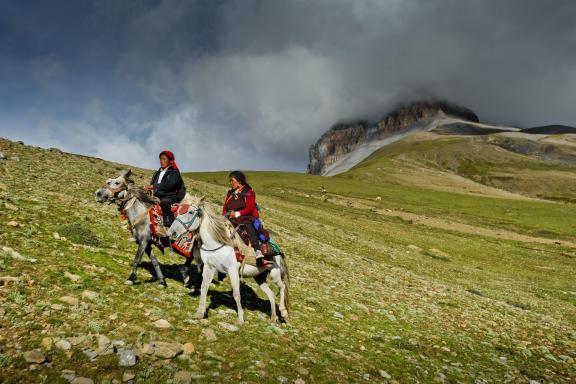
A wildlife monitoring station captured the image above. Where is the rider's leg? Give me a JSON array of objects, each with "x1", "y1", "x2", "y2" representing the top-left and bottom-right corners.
[{"x1": 160, "y1": 196, "x2": 179, "y2": 227}]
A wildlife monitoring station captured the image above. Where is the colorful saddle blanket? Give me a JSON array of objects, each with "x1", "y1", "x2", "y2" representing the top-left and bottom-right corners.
[{"x1": 149, "y1": 204, "x2": 194, "y2": 258}]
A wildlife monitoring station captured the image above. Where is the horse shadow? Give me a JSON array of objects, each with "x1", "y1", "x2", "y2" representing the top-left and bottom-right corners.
[
  {"x1": 139, "y1": 261, "x2": 277, "y2": 318},
  {"x1": 140, "y1": 261, "x2": 198, "y2": 288}
]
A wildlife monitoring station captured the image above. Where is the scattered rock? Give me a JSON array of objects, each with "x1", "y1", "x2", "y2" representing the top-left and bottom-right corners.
[
  {"x1": 153, "y1": 319, "x2": 172, "y2": 329},
  {"x1": 118, "y1": 349, "x2": 138, "y2": 367},
  {"x1": 51, "y1": 304, "x2": 64, "y2": 311},
  {"x1": 297, "y1": 367, "x2": 309, "y2": 376},
  {"x1": 182, "y1": 342, "x2": 195, "y2": 355},
  {"x1": 6, "y1": 221, "x2": 19, "y2": 227},
  {"x1": 81, "y1": 291, "x2": 98, "y2": 301},
  {"x1": 152, "y1": 341, "x2": 182, "y2": 359},
  {"x1": 42, "y1": 337, "x2": 53, "y2": 351},
  {"x1": 59, "y1": 296, "x2": 79, "y2": 306},
  {"x1": 83, "y1": 349, "x2": 97, "y2": 361},
  {"x1": 64, "y1": 272, "x2": 81, "y2": 282},
  {"x1": 173, "y1": 371, "x2": 194, "y2": 384},
  {"x1": 71, "y1": 377, "x2": 93, "y2": 384},
  {"x1": 0, "y1": 182, "x2": 6, "y2": 190},
  {"x1": 379, "y1": 370, "x2": 392, "y2": 379},
  {"x1": 0, "y1": 276, "x2": 20, "y2": 285},
  {"x1": 294, "y1": 379, "x2": 306, "y2": 384},
  {"x1": 96, "y1": 335, "x2": 114, "y2": 355},
  {"x1": 23, "y1": 349, "x2": 46, "y2": 364},
  {"x1": 141, "y1": 343, "x2": 154, "y2": 355},
  {"x1": 109, "y1": 313, "x2": 118, "y2": 321},
  {"x1": 68, "y1": 336, "x2": 88, "y2": 346},
  {"x1": 4, "y1": 202, "x2": 18, "y2": 211},
  {"x1": 53, "y1": 232, "x2": 61, "y2": 240},
  {"x1": 333, "y1": 311, "x2": 344, "y2": 319},
  {"x1": 55, "y1": 339, "x2": 72, "y2": 351},
  {"x1": 61, "y1": 370, "x2": 76, "y2": 382},
  {"x1": 0, "y1": 151, "x2": 4, "y2": 160},
  {"x1": 218, "y1": 321, "x2": 239, "y2": 332},
  {"x1": 200, "y1": 328, "x2": 217, "y2": 342},
  {"x1": 270, "y1": 325, "x2": 285, "y2": 335},
  {"x1": 122, "y1": 372, "x2": 136, "y2": 382}
]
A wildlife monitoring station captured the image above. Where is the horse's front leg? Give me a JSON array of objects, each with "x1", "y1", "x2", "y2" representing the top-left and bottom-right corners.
[
  {"x1": 146, "y1": 243, "x2": 166, "y2": 288},
  {"x1": 195, "y1": 264, "x2": 215, "y2": 319},
  {"x1": 228, "y1": 265, "x2": 244, "y2": 324},
  {"x1": 126, "y1": 240, "x2": 147, "y2": 285}
]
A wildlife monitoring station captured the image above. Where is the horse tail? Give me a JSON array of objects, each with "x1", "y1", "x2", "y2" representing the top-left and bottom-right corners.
[{"x1": 279, "y1": 253, "x2": 290, "y2": 311}]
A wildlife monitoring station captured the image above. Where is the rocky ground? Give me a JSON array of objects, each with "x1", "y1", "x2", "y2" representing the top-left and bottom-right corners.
[{"x1": 0, "y1": 138, "x2": 575, "y2": 383}]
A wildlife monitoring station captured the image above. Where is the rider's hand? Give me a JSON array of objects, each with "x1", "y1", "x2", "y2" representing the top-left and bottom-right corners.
[
  {"x1": 145, "y1": 185, "x2": 154, "y2": 191},
  {"x1": 230, "y1": 211, "x2": 240, "y2": 218}
]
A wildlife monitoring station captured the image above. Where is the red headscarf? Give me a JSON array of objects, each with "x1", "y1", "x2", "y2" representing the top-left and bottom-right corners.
[{"x1": 159, "y1": 150, "x2": 178, "y2": 170}]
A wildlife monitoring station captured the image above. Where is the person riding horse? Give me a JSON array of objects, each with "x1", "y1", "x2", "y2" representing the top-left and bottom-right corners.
[
  {"x1": 145, "y1": 150, "x2": 186, "y2": 228},
  {"x1": 222, "y1": 171, "x2": 271, "y2": 267}
]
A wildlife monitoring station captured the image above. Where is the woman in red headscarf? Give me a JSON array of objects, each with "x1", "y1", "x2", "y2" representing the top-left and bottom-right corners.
[{"x1": 145, "y1": 150, "x2": 186, "y2": 227}]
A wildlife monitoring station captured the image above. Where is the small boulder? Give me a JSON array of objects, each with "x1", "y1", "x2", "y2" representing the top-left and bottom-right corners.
[
  {"x1": 153, "y1": 319, "x2": 172, "y2": 329},
  {"x1": 118, "y1": 349, "x2": 138, "y2": 367},
  {"x1": 218, "y1": 321, "x2": 239, "y2": 332},
  {"x1": 96, "y1": 335, "x2": 114, "y2": 355},
  {"x1": 81, "y1": 291, "x2": 98, "y2": 301},
  {"x1": 64, "y1": 272, "x2": 81, "y2": 283},
  {"x1": 122, "y1": 372, "x2": 136, "y2": 382},
  {"x1": 55, "y1": 339, "x2": 72, "y2": 351},
  {"x1": 152, "y1": 341, "x2": 182, "y2": 359},
  {"x1": 59, "y1": 296, "x2": 79, "y2": 306},
  {"x1": 7, "y1": 221, "x2": 19, "y2": 227},
  {"x1": 23, "y1": 349, "x2": 46, "y2": 364},
  {"x1": 200, "y1": 328, "x2": 217, "y2": 342},
  {"x1": 71, "y1": 377, "x2": 94, "y2": 384},
  {"x1": 182, "y1": 342, "x2": 195, "y2": 355}
]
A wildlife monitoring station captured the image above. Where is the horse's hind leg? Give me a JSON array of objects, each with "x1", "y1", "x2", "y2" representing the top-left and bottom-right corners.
[
  {"x1": 255, "y1": 273, "x2": 277, "y2": 323},
  {"x1": 195, "y1": 264, "x2": 215, "y2": 319},
  {"x1": 228, "y1": 266, "x2": 244, "y2": 325},
  {"x1": 146, "y1": 243, "x2": 166, "y2": 288},
  {"x1": 127, "y1": 241, "x2": 146, "y2": 284}
]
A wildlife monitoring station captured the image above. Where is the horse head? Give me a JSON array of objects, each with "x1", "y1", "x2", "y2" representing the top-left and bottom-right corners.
[
  {"x1": 94, "y1": 169, "x2": 132, "y2": 204},
  {"x1": 168, "y1": 203, "x2": 203, "y2": 239}
]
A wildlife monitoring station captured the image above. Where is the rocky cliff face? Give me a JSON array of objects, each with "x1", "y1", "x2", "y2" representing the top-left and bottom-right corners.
[{"x1": 308, "y1": 101, "x2": 479, "y2": 175}]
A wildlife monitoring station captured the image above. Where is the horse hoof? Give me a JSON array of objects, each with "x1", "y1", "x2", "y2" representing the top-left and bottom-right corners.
[
  {"x1": 125, "y1": 280, "x2": 134, "y2": 285},
  {"x1": 183, "y1": 276, "x2": 190, "y2": 285},
  {"x1": 158, "y1": 282, "x2": 167, "y2": 289},
  {"x1": 194, "y1": 311, "x2": 204, "y2": 319},
  {"x1": 281, "y1": 310, "x2": 289, "y2": 319},
  {"x1": 270, "y1": 316, "x2": 278, "y2": 324},
  {"x1": 237, "y1": 319, "x2": 245, "y2": 326}
]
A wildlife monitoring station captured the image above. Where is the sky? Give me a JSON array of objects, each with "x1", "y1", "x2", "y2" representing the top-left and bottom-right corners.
[{"x1": 1, "y1": 0, "x2": 575, "y2": 172}]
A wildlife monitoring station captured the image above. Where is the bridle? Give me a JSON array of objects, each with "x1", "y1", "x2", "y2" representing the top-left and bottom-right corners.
[
  {"x1": 173, "y1": 207, "x2": 202, "y2": 236},
  {"x1": 102, "y1": 182, "x2": 128, "y2": 202}
]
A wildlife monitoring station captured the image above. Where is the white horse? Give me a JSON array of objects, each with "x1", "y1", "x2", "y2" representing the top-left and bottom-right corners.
[{"x1": 167, "y1": 197, "x2": 289, "y2": 324}]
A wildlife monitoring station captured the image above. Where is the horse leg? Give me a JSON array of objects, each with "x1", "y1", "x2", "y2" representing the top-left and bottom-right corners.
[
  {"x1": 271, "y1": 267, "x2": 288, "y2": 320},
  {"x1": 195, "y1": 264, "x2": 215, "y2": 319},
  {"x1": 181, "y1": 257, "x2": 192, "y2": 286},
  {"x1": 255, "y1": 273, "x2": 277, "y2": 323},
  {"x1": 146, "y1": 243, "x2": 166, "y2": 288},
  {"x1": 228, "y1": 265, "x2": 244, "y2": 325},
  {"x1": 127, "y1": 241, "x2": 146, "y2": 284}
]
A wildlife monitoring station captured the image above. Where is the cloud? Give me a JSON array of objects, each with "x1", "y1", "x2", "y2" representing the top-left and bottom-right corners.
[{"x1": 1, "y1": 0, "x2": 576, "y2": 171}]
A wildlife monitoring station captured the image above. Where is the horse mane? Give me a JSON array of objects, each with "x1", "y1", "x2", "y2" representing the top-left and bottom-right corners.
[
  {"x1": 200, "y1": 201, "x2": 256, "y2": 257},
  {"x1": 126, "y1": 181, "x2": 160, "y2": 207}
]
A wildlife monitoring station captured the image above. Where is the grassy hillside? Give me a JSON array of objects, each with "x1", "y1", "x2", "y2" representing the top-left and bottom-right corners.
[
  {"x1": 1, "y1": 137, "x2": 575, "y2": 383},
  {"x1": 344, "y1": 131, "x2": 576, "y2": 202}
]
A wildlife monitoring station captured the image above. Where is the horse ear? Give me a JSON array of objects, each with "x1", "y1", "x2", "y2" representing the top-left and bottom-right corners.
[
  {"x1": 199, "y1": 195, "x2": 206, "y2": 203},
  {"x1": 123, "y1": 169, "x2": 132, "y2": 179}
]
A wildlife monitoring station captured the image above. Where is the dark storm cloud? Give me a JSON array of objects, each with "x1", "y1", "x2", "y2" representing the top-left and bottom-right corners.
[{"x1": 1, "y1": 0, "x2": 575, "y2": 171}]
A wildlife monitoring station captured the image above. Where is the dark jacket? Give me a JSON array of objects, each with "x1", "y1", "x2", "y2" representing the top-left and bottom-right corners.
[{"x1": 151, "y1": 166, "x2": 186, "y2": 200}]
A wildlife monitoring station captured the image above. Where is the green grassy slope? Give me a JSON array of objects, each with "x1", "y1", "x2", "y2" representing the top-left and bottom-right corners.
[
  {"x1": 343, "y1": 132, "x2": 576, "y2": 202},
  {"x1": 1, "y1": 138, "x2": 575, "y2": 383}
]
